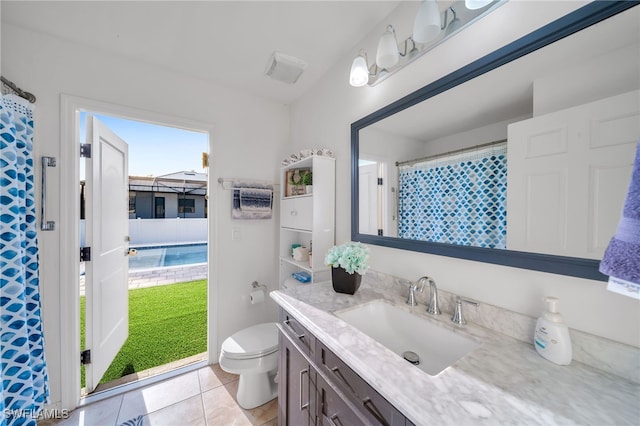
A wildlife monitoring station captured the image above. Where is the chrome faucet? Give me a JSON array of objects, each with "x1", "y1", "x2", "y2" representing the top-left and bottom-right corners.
[
  {"x1": 406, "y1": 277, "x2": 426, "y2": 306},
  {"x1": 451, "y1": 296, "x2": 479, "y2": 325},
  {"x1": 424, "y1": 277, "x2": 441, "y2": 315}
]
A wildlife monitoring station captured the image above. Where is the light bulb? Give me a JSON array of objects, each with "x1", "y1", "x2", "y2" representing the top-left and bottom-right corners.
[
  {"x1": 376, "y1": 25, "x2": 400, "y2": 69},
  {"x1": 413, "y1": 0, "x2": 441, "y2": 44},
  {"x1": 349, "y1": 54, "x2": 369, "y2": 87},
  {"x1": 465, "y1": 0, "x2": 492, "y2": 10}
]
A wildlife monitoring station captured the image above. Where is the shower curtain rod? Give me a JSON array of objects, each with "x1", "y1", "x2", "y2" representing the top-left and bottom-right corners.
[
  {"x1": 1, "y1": 76, "x2": 37, "y2": 103},
  {"x1": 395, "y1": 139, "x2": 507, "y2": 167}
]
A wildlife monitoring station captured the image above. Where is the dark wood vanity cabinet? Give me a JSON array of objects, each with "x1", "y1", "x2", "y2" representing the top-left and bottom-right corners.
[
  {"x1": 278, "y1": 308, "x2": 413, "y2": 426},
  {"x1": 278, "y1": 310, "x2": 317, "y2": 426}
]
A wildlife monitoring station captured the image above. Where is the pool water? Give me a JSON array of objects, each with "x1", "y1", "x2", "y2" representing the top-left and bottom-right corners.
[{"x1": 129, "y1": 243, "x2": 207, "y2": 270}]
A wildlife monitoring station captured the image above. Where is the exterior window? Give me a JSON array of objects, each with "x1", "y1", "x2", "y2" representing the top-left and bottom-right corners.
[{"x1": 178, "y1": 198, "x2": 195, "y2": 214}]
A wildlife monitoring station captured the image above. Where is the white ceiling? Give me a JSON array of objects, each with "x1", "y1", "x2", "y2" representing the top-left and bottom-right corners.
[{"x1": 1, "y1": 0, "x2": 402, "y2": 104}]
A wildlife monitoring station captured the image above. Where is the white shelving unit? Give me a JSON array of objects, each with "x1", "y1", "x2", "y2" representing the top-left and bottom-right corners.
[{"x1": 279, "y1": 155, "x2": 335, "y2": 287}]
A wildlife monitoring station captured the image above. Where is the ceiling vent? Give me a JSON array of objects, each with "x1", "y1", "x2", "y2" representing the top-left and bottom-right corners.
[{"x1": 264, "y1": 51, "x2": 308, "y2": 84}]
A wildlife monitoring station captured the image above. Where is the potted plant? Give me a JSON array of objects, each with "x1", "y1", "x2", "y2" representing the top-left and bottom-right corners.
[
  {"x1": 289, "y1": 168, "x2": 311, "y2": 196},
  {"x1": 324, "y1": 242, "x2": 370, "y2": 295},
  {"x1": 303, "y1": 170, "x2": 312, "y2": 194}
]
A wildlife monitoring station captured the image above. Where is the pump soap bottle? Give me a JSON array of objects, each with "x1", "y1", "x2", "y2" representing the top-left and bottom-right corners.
[{"x1": 534, "y1": 296, "x2": 572, "y2": 365}]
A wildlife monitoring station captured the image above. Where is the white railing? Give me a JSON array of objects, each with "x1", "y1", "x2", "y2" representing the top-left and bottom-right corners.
[{"x1": 80, "y1": 218, "x2": 207, "y2": 246}]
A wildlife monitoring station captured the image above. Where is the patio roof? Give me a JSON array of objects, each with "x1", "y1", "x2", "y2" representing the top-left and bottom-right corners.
[{"x1": 129, "y1": 171, "x2": 208, "y2": 196}]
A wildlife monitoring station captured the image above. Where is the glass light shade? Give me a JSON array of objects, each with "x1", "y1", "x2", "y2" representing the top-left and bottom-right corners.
[
  {"x1": 413, "y1": 0, "x2": 442, "y2": 44},
  {"x1": 465, "y1": 0, "x2": 492, "y2": 10},
  {"x1": 349, "y1": 55, "x2": 369, "y2": 87},
  {"x1": 376, "y1": 26, "x2": 400, "y2": 69}
]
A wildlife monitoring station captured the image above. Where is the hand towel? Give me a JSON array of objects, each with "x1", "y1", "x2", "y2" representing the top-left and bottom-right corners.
[
  {"x1": 239, "y1": 188, "x2": 273, "y2": 212},
  {"x1": 599, "y1": 141, "x2": 640, "y2": 298},
  {"x1": 231, "y1": 180, "x2": 273, "y2": 220}
]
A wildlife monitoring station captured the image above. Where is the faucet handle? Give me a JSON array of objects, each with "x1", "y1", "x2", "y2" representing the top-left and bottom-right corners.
[
  {"x1": 451, "y1": 296, "x2": 479, "y2": 325},
  {"x1": 405, "y1": 279, "x2": 425, "y2": 306}
]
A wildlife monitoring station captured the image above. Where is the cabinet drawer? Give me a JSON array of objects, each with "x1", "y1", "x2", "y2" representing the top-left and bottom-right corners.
[
  {"x1": 316, "y1": 373, "x2": 367, "y2": 426},
  {"x1": 316, "y1": 340, "x2": 405, "y2": 426},
  {"x1": 281, "y1": 197, "x2": 313, "y2": 231},
  {"x1": 280, "y1": 309, "x2": 315, "y2": 356}
]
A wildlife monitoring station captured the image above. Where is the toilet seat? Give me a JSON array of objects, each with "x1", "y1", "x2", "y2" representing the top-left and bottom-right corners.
[{"x1": 221, "y1": 322, "x2": 278, "y2": 360}]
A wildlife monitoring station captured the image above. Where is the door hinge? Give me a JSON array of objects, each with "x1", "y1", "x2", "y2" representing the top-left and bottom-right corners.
[
  {"x1": 80, "y1": 246, "x2": 91, "y2": 262},
  {"x1": 377, "y1": 177, "x2": 383, "y2": 186},
  {"x1": 378, "y1": 229, "x2": 383, "y2": 236},
  {"x1": 80, "y1": 143, "x2": 92, "y2": 158},
  {"x1": 80, "y1": 349, "x2": 91, "y2": 365}
]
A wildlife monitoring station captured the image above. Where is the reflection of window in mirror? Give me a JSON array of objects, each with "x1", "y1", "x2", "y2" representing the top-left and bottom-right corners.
[{"x1": 396, "y1": 141, "x2": 507, "y2": 249}]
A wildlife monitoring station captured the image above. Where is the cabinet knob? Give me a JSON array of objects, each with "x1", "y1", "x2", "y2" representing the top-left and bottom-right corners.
[{"x1": 290, "y1": 209, "x2": 298, "y2": 216}]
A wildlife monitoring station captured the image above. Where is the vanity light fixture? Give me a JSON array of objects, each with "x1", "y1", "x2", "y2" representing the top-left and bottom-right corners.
[{"x1": 349, "y1": 0, "x2": 504, "y2": 87}]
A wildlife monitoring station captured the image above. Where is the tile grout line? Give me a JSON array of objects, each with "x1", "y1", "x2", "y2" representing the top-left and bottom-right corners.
[
  {"x1": 196, "y1": 366, "x2": 208, "y2": 426},
  {"x1": 113, "y1": 393, "x2": 125, "y2": 426}
]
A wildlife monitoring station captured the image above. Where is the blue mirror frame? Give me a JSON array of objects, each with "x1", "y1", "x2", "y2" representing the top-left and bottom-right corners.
[{"x1": 351, "y1": 1, "x2": 639, "y2": 281}]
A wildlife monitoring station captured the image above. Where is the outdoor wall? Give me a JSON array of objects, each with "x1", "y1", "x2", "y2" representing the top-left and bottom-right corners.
[
  {"x1": 1, "y1": 20, "x2": 287, "y2": 408},
  {"x1": 290, "y1": 0, "x2": 640, "y2": 348}
]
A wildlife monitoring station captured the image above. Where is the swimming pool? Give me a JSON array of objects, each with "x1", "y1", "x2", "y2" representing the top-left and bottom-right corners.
[{"x1": 129, "y1": 243, "x2": 208, "y2": 270}]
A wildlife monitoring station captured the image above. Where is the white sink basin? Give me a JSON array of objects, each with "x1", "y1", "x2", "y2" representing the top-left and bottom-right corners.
[{"x1": 335, "y1": 299, "x2": 481, "y2": 376}]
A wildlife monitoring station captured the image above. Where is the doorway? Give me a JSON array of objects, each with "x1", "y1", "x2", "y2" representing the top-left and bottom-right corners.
[
  {"x1": 80, "y1": 112, "x2": 210, "y2": 394},
  {"x1": 60, "y1": 95, "x2": 217, "y2": 409}
]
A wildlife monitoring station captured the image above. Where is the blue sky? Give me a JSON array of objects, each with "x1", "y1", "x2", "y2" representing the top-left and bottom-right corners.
[{"x1": 80, "y1": 112, "x2": 209, "y2": 177}]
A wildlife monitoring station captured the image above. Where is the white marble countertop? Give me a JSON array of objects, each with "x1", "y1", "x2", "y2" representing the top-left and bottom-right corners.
[{"x1": 270, "y1": 281, "x2": 640, "y2": 426}]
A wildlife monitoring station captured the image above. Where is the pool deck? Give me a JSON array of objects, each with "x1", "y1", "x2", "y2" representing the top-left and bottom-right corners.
[{"x1": 80, "y1": 264, "x2": 207, "y2": 296}]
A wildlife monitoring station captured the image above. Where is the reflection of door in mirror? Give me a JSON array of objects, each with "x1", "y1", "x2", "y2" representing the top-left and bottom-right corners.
[
  {"x1": 359, "y1": 158, "x2": 396, "y2": 237},
  {"x1": 507, "y1": 90, "x2": 638, "y2": 260}
]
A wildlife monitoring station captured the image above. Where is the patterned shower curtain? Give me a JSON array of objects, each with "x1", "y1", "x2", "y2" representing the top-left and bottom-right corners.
[
  {"x1": 0, "y1": 94, "x2": 49, "y2": 425},
  {"x1": 398, "y1": 143, "x2": 508, "y2": 249}
]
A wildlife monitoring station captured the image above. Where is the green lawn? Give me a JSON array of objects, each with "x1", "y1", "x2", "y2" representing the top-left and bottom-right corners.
[{"x1": 81, "y1": 279, "x2": 207, "y2": 386}]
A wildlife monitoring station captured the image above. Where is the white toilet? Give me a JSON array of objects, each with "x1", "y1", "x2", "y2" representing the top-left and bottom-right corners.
[{"x1": 219, "y1": 322, "x2": 279, "y2": 409}]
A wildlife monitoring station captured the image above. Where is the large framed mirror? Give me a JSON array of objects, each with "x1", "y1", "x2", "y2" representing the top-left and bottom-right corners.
[{"x1": 351, "y1": 1, "x2": 639, "y2": 281}]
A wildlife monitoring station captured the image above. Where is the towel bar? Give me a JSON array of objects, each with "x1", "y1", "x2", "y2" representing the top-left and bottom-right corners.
[{"x1": 41, "y1": 156, "x2": 56, "y2": 231}]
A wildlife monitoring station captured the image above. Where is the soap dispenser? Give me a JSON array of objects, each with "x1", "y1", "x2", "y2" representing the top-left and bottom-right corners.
[{"x1": 534, "y1": 297, "x2": 572, "y2": 365}]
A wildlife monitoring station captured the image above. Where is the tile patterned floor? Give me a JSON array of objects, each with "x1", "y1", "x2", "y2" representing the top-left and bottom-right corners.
[{"x1": 47, "y1": 364, "x2": 277, "y2": 426}]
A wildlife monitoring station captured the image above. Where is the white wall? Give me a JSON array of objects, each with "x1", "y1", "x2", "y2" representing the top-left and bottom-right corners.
[
  {"x1": 1, "y1": 22, "x2": 287, "y2": 408},
  {"x1": 291, "y1": 1, "x2": 640, "y2": 348}
]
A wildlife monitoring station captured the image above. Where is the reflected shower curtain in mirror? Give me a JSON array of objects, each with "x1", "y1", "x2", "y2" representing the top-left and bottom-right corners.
[
  {"x1": 0, "y1": 94, "x2": 49, "y2": 425},
  {"x1": 398, "y1": 144, "x2": 507, "y2": 249}
]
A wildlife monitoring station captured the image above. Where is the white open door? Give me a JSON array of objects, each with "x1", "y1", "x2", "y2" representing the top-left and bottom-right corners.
[
  {"x1": 84, "y1": 115, "x2": 129, "y2": 393},
  {"x1": 359, "y1": 162, "x2": 379, "y2": 235}
]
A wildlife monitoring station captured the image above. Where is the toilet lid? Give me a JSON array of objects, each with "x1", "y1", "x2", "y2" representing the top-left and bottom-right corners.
[{"x1": 221, "y1": 322, "x2": 279, "y2": 360}]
